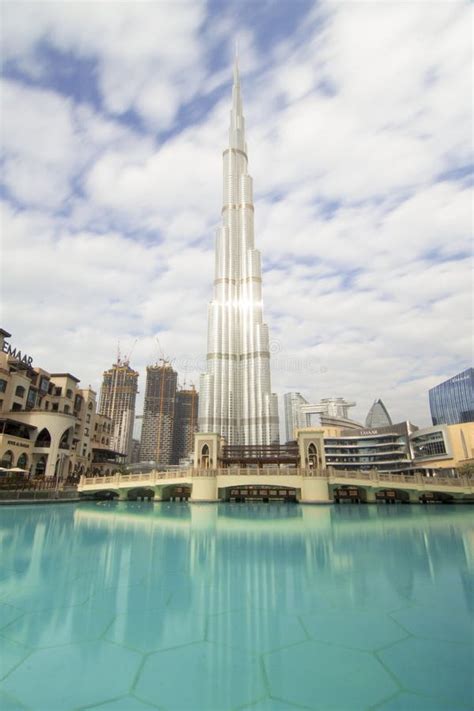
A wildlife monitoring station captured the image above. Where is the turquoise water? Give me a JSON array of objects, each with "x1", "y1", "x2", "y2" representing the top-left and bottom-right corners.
[{"x1": 0, "y1": 503, "x2": 473, "y2": 711}]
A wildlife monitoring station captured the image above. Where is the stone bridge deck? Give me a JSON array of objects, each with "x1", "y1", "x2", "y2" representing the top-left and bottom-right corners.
[{"x1": 78, "y1": 468, "x2": 473, "y2": 503}]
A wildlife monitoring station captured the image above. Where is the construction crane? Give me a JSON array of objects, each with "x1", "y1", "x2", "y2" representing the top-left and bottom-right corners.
[
  {"x1": 155, "y1": 337, "x2": 165, "y2": 365},
  {"x1": 123, "y1": 339, "x2": 138, "y2": 365}
]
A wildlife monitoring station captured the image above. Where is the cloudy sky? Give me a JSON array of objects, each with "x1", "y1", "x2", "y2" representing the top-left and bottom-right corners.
[{"x1": 1, "y1": 0, "x2": 472, "y2": 434}]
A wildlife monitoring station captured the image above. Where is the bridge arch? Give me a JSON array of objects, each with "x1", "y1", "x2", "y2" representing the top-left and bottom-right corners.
[
  {"x1": 126, "y1": 487, "x2": 155, "y2": 501},
  {"x1": 160, "y1": 484, "x2": 191, "y2": 501},
  {"x1": 82, "y1": 489, "x2": 119, "y2": 501},
  {"x1": 220, "y1": 483, "x2": 298, "y2": 503},
  {"x1": 419, "y1": 489, "x2": 454, "y2": 504},
  {"x1": 373, "y1": 487, "x2": 410, "y2": 504}
]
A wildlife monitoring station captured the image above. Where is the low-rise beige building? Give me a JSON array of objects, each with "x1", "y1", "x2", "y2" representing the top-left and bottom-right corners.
[
  {"x1": 411, "y1": 422, "x2": 474, "y2": 475},
  {"x1": 0, "y1": 328, "x2": 123, "y2": 480}
]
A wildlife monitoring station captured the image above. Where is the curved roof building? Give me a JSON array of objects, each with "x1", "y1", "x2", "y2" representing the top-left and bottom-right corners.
[{"x1": 365, "y1": 399, "x2": 392, "y2": 429}]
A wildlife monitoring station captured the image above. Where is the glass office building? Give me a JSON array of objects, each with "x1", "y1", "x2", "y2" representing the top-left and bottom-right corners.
[{"x1": 429, "y1": 368, "x2": 474, "y2": 425}]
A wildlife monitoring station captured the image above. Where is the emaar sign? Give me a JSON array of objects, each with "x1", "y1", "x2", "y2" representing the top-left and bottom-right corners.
[{"x1": 2, "y1": 341, "x2": 33, "y2": 367}]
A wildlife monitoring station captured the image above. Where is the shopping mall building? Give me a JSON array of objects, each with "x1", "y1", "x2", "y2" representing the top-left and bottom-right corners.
[{"x1": 0, "y1": 328, "x2": 123, "y2": 479}]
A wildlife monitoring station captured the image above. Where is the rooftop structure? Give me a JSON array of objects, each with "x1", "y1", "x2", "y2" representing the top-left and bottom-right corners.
[
  {"x1": 284, "y1": 394, "x2": 361, "y2": 440},
  {"x1": 365, "y1": 399, "x2": 392, "y2": 428}
]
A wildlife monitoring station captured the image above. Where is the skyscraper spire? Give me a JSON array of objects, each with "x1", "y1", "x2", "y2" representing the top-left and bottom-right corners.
[
  {"x1": 198, "y1": 61, "x2": 279, "y2": 446},
  {"x1": 230, "y1": 51, "x2": 245, "y2": 153},
  {"x1": 233, "y1": 40, "x2": 240, "y2": 85}
]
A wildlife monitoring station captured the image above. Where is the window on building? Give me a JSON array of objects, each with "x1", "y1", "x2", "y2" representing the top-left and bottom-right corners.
[
  {"x1": 12, "y1": 403, "x2": 22, "y2": 411},
  {"x1": 86, "y1": 414, "x2": 91, "y2": 423},
  {"x1": 26, "y1": 388, "x2": 36, "y2": 409},
  {"x1": 84, "y1": 428, "x2": 89, "y2": 436},
  {"x1": 1, "y1": 450, "x2": 14, "y2": 468},
  {"x1": 88, "y1": 402, "x2": 93, "y2": 411},
  {"x1": 35, "y1": 456, "x2": 47, "y2": 477},
  {"x1": 74, "y1": 394, "x2": 83, "y2": 413},
  {"x1": 15, "y1": 385, "x2": 25, "y2": 398},
  {"x1": 59, "y1": 429, "x2": 72, "y2": 450},
  {"x1": 54, "y1": 387, "x2": 62, "y2": 396},
  {"x1": 39, "y1": 376, "x2": 49, "y2": 397},
  {"x1": 52, "y1": 403, "x2": 59, "y2": 412},
  {"x1": 0, "y1": 380, "x2": 7, "y2": 393},
  {"x1": 66, "y1": 389, "x2": 73, "y2": 399},
  {"x1": 35, "y1": 428, "x2": 51, "y2": 448},
  {"x1": 412, "y1": 433, "x2": 447, "y2": 459},
  {"x1": 64, "y1": 405, "x2": 70, "y2": 414},
  {"x1": 17, "y1": 453, "x2": 28, "y2": 470}
]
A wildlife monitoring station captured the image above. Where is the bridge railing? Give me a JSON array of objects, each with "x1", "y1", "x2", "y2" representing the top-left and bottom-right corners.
[{"x1": 79, "y1": 469, "x2": 471, "y2": 490}]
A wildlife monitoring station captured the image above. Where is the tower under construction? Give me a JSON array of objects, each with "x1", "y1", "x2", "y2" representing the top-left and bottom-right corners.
[
  {"x1": 140, "y1": 362, "x2": 178, "y2": 466},
  {"x1": 99, "y1": 358, "x2": 139, "y2": 462},
  {"x1": 172, "y1": 386, "x2": 199, "y2": 464}
]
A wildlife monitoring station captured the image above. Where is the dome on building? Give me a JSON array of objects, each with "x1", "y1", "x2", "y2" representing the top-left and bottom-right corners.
[{"x1": 365, "y1": 399, "x2": 392, "y2": 428}]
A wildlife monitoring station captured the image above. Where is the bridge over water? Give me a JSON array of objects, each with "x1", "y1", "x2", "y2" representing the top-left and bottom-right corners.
[{"x1": 78, "y1": 469, "x2": 473, "y2": 503}]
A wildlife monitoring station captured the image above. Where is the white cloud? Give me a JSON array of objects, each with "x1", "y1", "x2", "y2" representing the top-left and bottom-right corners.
[
  {"x1": 0, "y1": 78, "x2": 155, "y2": 210},
  {"x1": 1, "y1": 0, "x2": 208, "y2": 129}
]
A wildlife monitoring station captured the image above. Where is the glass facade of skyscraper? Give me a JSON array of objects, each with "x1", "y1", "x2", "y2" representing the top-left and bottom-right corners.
[{"x1": 429, "y1": 368, "x2": 474, "y2": 425}]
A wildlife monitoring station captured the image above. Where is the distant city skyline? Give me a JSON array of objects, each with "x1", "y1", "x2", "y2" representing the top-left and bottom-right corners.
[{"x1": 1, "y1": 2, "x2": 471, "y2": 429}]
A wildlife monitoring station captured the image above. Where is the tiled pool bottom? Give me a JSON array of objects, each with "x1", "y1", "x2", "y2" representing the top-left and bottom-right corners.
[{"x1": 0, "y1": 504, "x2": 472, "y2": 711}]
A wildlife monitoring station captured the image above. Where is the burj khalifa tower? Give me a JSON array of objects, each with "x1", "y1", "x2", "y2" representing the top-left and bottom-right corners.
[{"x1": 199, "y1": 58, "x2": 280, "y2": 446}]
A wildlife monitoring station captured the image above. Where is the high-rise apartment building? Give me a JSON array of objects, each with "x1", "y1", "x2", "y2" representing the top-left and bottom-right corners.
[
  {"x1": 130, "y1": 438, "x2": 141, "y2": 464},
  {"x1": 429, "y1": 368, "x2": 474, "y2": 425},
  {"x1": 140, "y1": 362, "x2": 178, "y2": 466},
  {"x1": 198, "y1": 58, "x2": 279, "y2": 446},
  {"x1": 365, "y1": 399, "x2": 392, "y2": 428},
  {"x1": 284, "y1": 392, "x2": 309, "y2": 442},
  {"x1": 99, "y1": 358, "x2": 139, "y2": 462},
  {"x1": 172, "y1": 387, "x2": 199, "y2": 464}
]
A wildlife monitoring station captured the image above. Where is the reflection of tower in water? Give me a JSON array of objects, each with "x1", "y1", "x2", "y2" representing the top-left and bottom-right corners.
[{"x1": 64, "y1": 504, "x2": 474, "y2": 624}]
